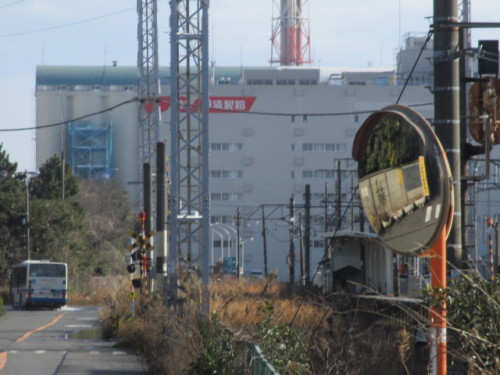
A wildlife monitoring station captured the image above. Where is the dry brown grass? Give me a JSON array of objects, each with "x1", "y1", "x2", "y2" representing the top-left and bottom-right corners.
[
  {"x1": 99, "y1": 275, "x2": 424, "y2": 374},
  {"x1": 69, "y1": 276, "x2": 130, "y2": 306},
  {"x1": 210, "y1": 277, "x2": 331, "y2": 344}
]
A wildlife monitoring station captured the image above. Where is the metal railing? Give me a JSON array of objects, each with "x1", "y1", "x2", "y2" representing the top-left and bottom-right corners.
[{"x1": 239, "y1": 342, "x2": 280, "y2": 375}]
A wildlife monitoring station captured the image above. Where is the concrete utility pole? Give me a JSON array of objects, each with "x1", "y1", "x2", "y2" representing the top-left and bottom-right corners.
[
  {"x1": 433, "y1": 0, "x2": 462, "y2": 268},
  {"x1": 304, "y1": 184, "x2": 311, "y2": 285},
  {"x1": 236, "y1": 207, "x2": 241, "y2": 278},
  {"x1": 431, "y1": 1, "x2": 459, "y2": 373},
  {"x1": 261, "y1": 206, "x2": 269, "y2": 277},
  {"x1": 288, "y1": 195, "x2": 296, "y2": 292}
]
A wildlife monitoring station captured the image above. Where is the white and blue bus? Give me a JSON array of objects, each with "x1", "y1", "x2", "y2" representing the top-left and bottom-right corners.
[{"x1": 10, "y1": 260, "x2": 68, "y2": 309}]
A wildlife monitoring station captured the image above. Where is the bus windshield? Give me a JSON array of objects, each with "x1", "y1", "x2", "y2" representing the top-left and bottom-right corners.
[{"x1": 29, "y1": 263, "x2": 66, "y2": 277}]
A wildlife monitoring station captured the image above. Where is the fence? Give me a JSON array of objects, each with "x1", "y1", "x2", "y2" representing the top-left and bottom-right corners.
[{"x1": 240, "y1": 342, "x2": 280, "y2": 375}]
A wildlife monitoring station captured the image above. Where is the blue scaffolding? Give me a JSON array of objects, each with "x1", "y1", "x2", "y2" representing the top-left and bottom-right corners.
[{"x1": 67, "y1": 122, "x2": 113, "y2": 179}]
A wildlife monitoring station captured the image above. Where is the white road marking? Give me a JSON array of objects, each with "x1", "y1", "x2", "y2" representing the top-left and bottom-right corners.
[{"x1": 66, "y1": 325, "x2": 92, "y2": 328}]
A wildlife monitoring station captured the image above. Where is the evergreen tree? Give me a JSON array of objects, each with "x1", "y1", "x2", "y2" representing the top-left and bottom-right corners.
[
  {"x1": 30, "y1": 154, "x2": 78, "y2": 200},
  {"x1": 0, "y1": 144, "x2": 27, "y2": 277}
]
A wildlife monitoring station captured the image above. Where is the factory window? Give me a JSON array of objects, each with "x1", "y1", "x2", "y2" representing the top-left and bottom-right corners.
[
  {"x1": 211, "y1": 193, "x2": 242, "y2": 201},
  {"x1": 290, "y1": 144, "x2": 295, "y2": 151},
  {"x1": 313, "y1": 240, "x2": 324, "y2": 248},
  {"x1": 210, "y1": 170, "x2": 243, "y2": 179},
  {"x1": 291, "y1": 171, "x2": 295, "y2": 178},
  {"x1": 247, "y1": 79, "x2": 273, "y2": 85},
  {"x1": 276, "y1": 79, "x2": 296, "y2": 85},
  {"x1": 302, "y1": 170, "x2": 336, "y2": 179},
  {"x1": 211, "y1": 215, "x2": 234, "y2": 224},
  {"x1": 210, "y1": 143, "x2": 243, "y2": 152},
  {"x1": 302, "y1": 143, "x2": 347, "y2": 152},
  {"x1": 299, "y1": 79, "x2": 317, "y2": 86},
  {"x1": 348, "y1": 81, "x2": 367, "y2": 86}
]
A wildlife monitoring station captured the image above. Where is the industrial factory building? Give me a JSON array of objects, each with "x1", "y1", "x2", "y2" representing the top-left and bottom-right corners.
[{"x1": 35, "y1": 34, "x2": 449, "y2": 284}]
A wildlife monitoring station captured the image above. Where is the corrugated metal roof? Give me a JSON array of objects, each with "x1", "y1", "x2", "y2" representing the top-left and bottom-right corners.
[{"x1": 36, "y1": 65, "x2": 248, "y2": 86}]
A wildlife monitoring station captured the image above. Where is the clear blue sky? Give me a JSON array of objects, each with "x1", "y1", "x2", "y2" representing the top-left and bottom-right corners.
[{"x1": 0, "y1": 0, "x2": 498, "y2": 171}]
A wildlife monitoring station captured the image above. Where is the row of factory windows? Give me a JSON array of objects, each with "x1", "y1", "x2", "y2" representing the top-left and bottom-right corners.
[
  {"x1": 246, "y1": 78, "x2": 318, "y2": 86},
  {"x1": 211, "y1": 170, "x2": 351, "y2": 180},
  {"x1": 210, "y1": 142, "x2": 347, "y2": 152}
]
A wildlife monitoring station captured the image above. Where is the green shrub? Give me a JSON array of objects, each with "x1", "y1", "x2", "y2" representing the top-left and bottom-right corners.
[
  {"x1": 187, "y1": 313, "x2": 244, "y2": 375},
  {"x1": 257, "y1": 302, "x2": 310, "y2": 374}
]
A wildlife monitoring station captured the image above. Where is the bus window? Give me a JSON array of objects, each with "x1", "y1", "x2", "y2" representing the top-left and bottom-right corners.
[{"x1": 29, "y1": 264, "x2": 66, "y2": 277}]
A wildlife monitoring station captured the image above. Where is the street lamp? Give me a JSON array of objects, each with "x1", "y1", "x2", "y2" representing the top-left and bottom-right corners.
[{"x1": 216, "y1": 223, "x2": 237, "y2": 256}]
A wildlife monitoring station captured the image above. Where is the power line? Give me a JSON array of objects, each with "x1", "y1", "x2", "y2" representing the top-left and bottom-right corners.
[
  {"x1": 0, "y1": 97, "x2": 138, "y2": 132},
  {"x1": 214, "y1": 102, "x2": 433, "y2": 117},
  {"x1": 0, "y1": 0, "x2": 26, "y2": 10},
  {"x1": 0, "y1": 98, "x2": 433, "y2": 133},
  {"x1": 0, "y1": 7, "x2": 134, "y2": 38}
]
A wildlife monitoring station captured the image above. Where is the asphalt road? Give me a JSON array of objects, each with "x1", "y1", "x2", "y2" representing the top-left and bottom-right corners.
[{"x1": 0, "y1": 305, "x2": 144, "y2": 375}]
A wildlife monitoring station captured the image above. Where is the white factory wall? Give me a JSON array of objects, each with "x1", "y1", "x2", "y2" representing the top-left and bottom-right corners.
[{"x1": 35, "y1": 69, "x2": 435, "y2": 281}]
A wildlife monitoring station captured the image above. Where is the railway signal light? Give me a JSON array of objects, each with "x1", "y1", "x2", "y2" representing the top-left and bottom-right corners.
[{"x1": 132, "y1": 279, "x2": 142, "y2": 289}]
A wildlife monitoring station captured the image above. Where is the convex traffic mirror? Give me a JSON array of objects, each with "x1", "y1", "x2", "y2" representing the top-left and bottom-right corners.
[{"x1": 352, "y1": 105, "x2": 453, "y2": 255}]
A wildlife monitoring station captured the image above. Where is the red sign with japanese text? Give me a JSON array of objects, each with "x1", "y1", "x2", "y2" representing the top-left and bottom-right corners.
[{"x1": 144, "y1": 96, "x2": 256, "y2": 113}]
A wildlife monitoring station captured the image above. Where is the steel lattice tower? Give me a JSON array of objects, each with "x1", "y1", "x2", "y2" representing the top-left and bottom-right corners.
[
  {"x1": 270, "y1": 0, "x2": 312, "y2": 66},
  {"x1": 168, "y1": 0, "x2": 210, "y2": 307},
  {"x1": 137, "y1": 0, "x2": 161, "y2": 211}
]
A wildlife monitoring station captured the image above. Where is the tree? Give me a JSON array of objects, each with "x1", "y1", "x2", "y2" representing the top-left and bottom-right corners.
[
  {"x1": 73, "y1": 179, "x2": 135, "y2": 277},
  {"x1": 30, "y1": 154, "x2": 78, "y2": 200},
  {"x1": 0, "y1": 144, "x2": 26, "y2": 280}
]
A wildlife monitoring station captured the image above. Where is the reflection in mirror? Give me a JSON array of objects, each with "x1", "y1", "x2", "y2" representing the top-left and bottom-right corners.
[
  {"x1": 358, "y1": 114, "x2": 429, "y2": 234},
  {"x1": 352, "y1": 105, "x2": 452, "y2": 255},
  {"x1": 359, "y1": 114, "x2": 421, "y2": 178}
]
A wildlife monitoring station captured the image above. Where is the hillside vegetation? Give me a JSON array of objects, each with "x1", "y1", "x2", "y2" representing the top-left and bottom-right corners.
[{"x1": 0, "y1": 146, "x2": 135, "y2": 299}]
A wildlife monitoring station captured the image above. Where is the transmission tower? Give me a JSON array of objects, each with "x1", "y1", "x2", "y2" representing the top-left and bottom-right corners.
[
  {"x1": 270, "y1": 0, "x2": 312, "y2": 66},
  {"x1": 168, "y1": 0, "x2": 210, "y2": 307}
]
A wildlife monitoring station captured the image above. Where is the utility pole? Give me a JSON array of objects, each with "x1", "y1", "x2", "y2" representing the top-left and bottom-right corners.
[
  {"x1": 323, "y1": 182, "x2": 328, "y2": 257},
  {"x1": 431, "y1": 1, "x2": 459, "y2": 372},
  {"x1": 335, "y1": 160, "x2": 341, "y2": 230},
  {"x1": 304, "y1": 184, "x2": 311, "y2": 285},
  {"x1": 261, "y1": 206, "x2": 268, "y2": 277},
  {"x1": 236, "y1": 207, "x2": 241, "y2": 278},
  {"x1": 288, "y1": 195, "x2": 295, "y2": 292},
  {"x1": 433, "y1": 0, "x2": 462, "y2": 268}
]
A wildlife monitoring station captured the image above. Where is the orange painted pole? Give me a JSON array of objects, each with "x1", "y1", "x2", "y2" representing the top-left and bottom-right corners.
[{"x1": 430, "y1": 228, "x2": 447, "y2": 375}]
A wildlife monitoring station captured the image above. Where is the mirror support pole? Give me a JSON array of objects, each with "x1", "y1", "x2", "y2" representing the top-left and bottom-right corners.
[{"x1": 429, "y1": 229, "x2": 447, "y2": 375}]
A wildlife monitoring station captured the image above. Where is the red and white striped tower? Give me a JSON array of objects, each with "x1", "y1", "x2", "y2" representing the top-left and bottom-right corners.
[{"x1": 270, "y1": 0, "x2": 312, "y2": 66}]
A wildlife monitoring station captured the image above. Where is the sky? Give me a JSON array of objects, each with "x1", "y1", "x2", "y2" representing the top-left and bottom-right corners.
[{"x1": 0, "y1": 0, "x2": 499, "y2": 171}]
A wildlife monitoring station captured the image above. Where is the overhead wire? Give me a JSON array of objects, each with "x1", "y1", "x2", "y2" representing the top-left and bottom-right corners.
[
  {"x1": 0, "y1": 0, "x2": 26, "y2": 10},
  {"x1": 0, "y1": 99, "x2": 433, "y2": 133},
  {"x1": 0, "y1": 7, "x2": 135, "y2": 38},
  {"x1": 395, "y1": 30, "x2": 434, "y2": 105},
  {"x1": 0, "y1": 97, "x2": 138, "y2": 132}
]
